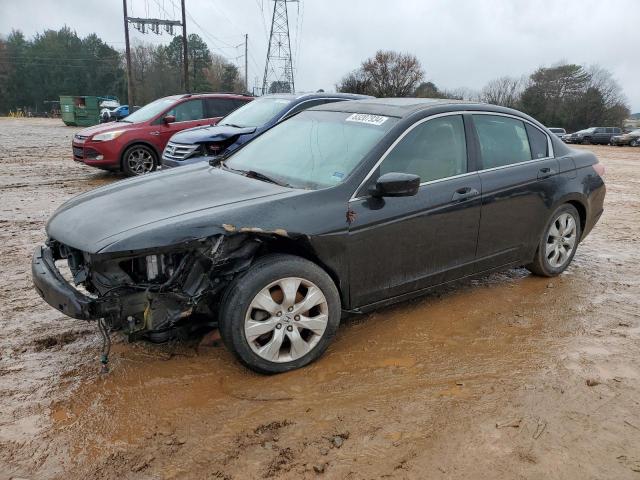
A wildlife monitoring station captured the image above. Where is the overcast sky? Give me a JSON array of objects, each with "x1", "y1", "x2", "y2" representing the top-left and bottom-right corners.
[{"x1": 2, "y1": 0, "x2": 639, "y2": 112}]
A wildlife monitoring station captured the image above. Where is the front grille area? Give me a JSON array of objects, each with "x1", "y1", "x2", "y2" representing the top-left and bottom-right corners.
[
  {"x1": 73, "y1": 146, "x2": 84, "y2": 159},
  {"x1": 163, "y1": 142, "x2": 200, "y2": 161}
]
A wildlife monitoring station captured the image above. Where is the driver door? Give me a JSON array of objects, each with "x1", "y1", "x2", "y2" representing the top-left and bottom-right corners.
[{"x1": 347, "y1": 114, "x2": 482, "y2": 307}]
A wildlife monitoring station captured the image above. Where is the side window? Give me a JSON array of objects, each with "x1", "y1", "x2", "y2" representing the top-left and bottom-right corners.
[
  {"x1": 525, "y1": 124, "x2": 549, "y2": 159},
  {"x1": 473, "y1": 115, "x2": 532, "y2": 168},
  {"x1": 205, "y1": 98, "x2": 241, "y2": 118},
  {"x1": 379, "y1": 115, "x2": 467, "y2": 182},
  {"x1": 166, "y1": 99, "x2": 204, "y2": 122}
]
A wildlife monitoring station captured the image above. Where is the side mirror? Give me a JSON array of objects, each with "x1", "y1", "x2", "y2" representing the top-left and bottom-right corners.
[
  {"x1": 163, "y1": 114, "x2": 176, "y2": 124},
  {"x1": 368, "y1": 172, "x2": 420, "y2": 198}
]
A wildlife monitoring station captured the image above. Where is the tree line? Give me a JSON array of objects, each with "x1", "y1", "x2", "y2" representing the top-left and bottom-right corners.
[
  {"x1": 337, "y1": 50, "x2": 630, "y2": 131},
  {"x1": 0, "y1": 27, "x2": 245, "y2": 114}
]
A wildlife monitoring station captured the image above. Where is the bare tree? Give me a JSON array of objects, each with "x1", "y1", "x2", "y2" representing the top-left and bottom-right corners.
[
  {"x1": 337, "y1": 50, "x2": 423, "y2": 97},
  {"x1": 480, "y1": 76, "x2": 525, "y2": 108},
  {"x1": 362, "y1": 51, "x2": 424, "y2": 97}
]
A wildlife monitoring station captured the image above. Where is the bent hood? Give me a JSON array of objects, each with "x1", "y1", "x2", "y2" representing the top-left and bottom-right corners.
[
  {"x1": 171, "y1": 124, "x2": 257, "y2": 144},
  {"x1": 47, "y1": 164, "x2": 299, "y2": 254}
]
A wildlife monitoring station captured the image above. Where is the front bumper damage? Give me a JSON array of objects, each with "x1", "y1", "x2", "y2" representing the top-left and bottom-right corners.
[{"x1": 32, "y1": 234, "x2": 261, "y2": 341}]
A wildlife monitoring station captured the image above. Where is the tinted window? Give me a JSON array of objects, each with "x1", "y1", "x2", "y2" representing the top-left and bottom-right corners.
[
  {"x1": 379, "y1": 115, "x2": 467, "y2": 182},
  {"x1": 205, "y1": 98, "x2": 243, "y2": 118},
  {"x1": 525, "y1": 124, "x2": 549, "y2": 159},
  {"x1": 166, "y1": 99, "x2": 204, "y2": 122},
  {"x1": 474, "y1": 115, "x2": 532, "y2": 168}
]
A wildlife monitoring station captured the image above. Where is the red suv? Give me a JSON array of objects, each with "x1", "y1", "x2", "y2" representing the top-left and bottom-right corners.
[{"x1": 71, "y1": 93, "x2": 253, "y2": 176}]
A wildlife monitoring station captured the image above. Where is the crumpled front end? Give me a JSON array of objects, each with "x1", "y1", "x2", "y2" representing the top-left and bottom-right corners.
[{"x1": 32, "y1": 234, "x2": 261, "y2": 341}]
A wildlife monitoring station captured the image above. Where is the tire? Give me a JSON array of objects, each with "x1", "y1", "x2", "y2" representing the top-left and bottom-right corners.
[
  {"x1": 582, "y1": 137, "x2": 591, "y2": 145},
  {"x1": 122, "y1": 144, "x2": 157, "y2": 176},
  {"x1": 218, "y1": 254, "x2": 341, "y2": 374},
  {"x1": 631, "y1": 139, "x2": 638, "y2": 147},
  {"x1": 526, "y1": 204, "x2": 582, "y2": 277}
]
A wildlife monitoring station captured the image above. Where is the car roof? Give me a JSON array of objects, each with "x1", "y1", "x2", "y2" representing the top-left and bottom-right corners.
[
  {"x1": 312, "y1": 97, "x2": 498, "y2": 118},
  {"x1": 259, "y1": 92, "x2": 373, "y2": 102}
]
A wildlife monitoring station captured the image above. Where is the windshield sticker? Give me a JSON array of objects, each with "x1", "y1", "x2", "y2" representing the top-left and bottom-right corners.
[
  {"x1": 274, "y1": 99, "x2": 290, "y2": 104},
  {"x1": 346, "y1": 113, "x2": 389, "y2": 126},
  {"x1": 332, "y1": 171, "x2": 345, "y2": 181}
]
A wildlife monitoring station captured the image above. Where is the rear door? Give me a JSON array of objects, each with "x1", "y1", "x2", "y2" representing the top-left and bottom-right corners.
[
  {"x1": 593, "y1": 127, "x2": 607, "y2": 144},
  {"x1": 472, "y1": 114, "x2": 559, "y2": 272},
  {"x1": 348, "y1": 113, "x2": 482, "y2": 307}
]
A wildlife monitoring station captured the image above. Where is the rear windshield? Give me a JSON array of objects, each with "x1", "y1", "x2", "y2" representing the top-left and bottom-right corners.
[{"x1": 218, "y1": 97, "x2": 293, "y2": 128}]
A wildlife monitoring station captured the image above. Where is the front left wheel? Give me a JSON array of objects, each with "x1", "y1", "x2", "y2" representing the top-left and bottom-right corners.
[
  {"x1": 218, "y1": 254, "x2": 341, "y2": 374},
  {"x1": 122, "y1": 144, "x2": 157, "y2": 176}
]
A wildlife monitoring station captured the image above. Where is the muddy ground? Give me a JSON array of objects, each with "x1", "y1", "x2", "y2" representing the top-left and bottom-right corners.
[{"x1": 0, "y1": 117, "x2": 639, "y2": 480}]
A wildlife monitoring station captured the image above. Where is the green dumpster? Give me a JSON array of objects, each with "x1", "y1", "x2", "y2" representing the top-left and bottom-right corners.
[{"x1": 59, "y1": 95, "x2": 112, "y2": 127}]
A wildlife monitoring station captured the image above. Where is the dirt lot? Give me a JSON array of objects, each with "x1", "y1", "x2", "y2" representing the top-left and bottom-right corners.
[{"x1": 0, "y1": 117, "x2": 639, "y2": 480}]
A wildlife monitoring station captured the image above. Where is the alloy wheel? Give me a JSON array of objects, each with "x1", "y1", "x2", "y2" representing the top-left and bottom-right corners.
[
  {"x1": 244, "y1": 277, "x2": 329, "y2": 363},
  {"x1": 545, "y1": 212, "x2": 577, "y2": 268},
  {"x1": 126, "y1": 148, "x2": 155, "y2": 175}
]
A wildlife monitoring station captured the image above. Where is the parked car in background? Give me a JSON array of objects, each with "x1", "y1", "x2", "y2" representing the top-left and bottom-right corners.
[
  {"x1": 610, "y1": 129, "x2": 640, "y2": 147},
  {"x1": 568, "y1": 126, "x2": 622, "y2": 145},
  {"x1": 33, "y1": 99, "x2": 605, "y2": 373},
  {"x1": 72, "y1": 93, "x2": 253, "y2": 176},
  {"x1": 100, "y1": 105, "x2": 129, "y2": 123},
  {"x1": 548, "y1": 127, "x2": 566, "y2": 138},
  {"x1": 161, "y1": 92, "x2": 372, "y2": 168}
]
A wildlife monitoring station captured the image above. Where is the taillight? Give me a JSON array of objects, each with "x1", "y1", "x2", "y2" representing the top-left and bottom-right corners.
[{"x1": 593, "y1": 163, "x2": 605, "y2": 178}]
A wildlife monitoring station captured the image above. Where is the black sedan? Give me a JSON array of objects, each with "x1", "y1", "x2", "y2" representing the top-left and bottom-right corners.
[{"x1": 32, "y1": 99, "x2": 606, "y2": 374}]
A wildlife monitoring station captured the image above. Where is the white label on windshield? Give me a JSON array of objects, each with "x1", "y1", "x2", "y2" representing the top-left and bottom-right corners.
[{"x1": 346, "y1": 113, "x2": 389, "y2": 126}]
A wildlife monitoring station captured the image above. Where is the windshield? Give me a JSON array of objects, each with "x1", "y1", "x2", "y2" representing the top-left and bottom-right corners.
[
  {"x1": 224, "y1": 110, "x2": 398, "y2": 189},
  {"x1": 219, "y1": 97, "x2": 293, "y2": 128},
  {"x1": 121, "y1": 97, "x2": 177, "y2": 123}
]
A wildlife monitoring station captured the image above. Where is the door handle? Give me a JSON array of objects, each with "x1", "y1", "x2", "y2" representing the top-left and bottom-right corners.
[
  {"x1": 538, "y1": 167, "x2": 557, "y2": 179},
  {"x1": 451, "y1": 187, "x2": 480, "y2": 202},
  {"x1": 149, "y1": 131, "x2": 160, "y2": 136}
]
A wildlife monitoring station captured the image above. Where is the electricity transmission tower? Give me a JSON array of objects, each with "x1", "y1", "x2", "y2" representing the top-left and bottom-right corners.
[{"x1": 262, "y1": 0, "x2": 297, "y2": 95}]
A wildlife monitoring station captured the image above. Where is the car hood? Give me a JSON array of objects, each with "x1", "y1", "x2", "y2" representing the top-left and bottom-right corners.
[
  {"x1": 46, "y1": 164, "x2": 300, "y2": 254},
  {"x1": 171, "y1": 124, "x2": 257, "y2": 144},
  {"x1": 77, "y1": 121, "x2": 136, "y2": 138}
]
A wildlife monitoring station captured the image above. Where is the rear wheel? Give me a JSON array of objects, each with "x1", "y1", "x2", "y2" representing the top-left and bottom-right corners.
[
  {"x1": 218, "y1": 254, "x2": 341, "y2": 374},
  {"x1": 122, "y1": 144, "x2": 157, "y2": 176},
  {"x1": 631, "y1": 139, "x2": 638, "y2": 147},
  {"x1": 526, "y1": 204, "x2": 581, "y2": 277}
]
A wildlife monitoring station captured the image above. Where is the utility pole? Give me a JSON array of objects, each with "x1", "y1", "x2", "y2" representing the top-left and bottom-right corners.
[
  {"x1": 262, "y1": 0, "x2": 297, "y2": 95},
  {"x1": 122, "y1": 0, "x2": 134, "y2": 107},
  {"x1": 181, "y1": 0, "x2": 189, "y2": 92},
  {"x1": 245, "y1": 34, "x2": 249, "y2": 93},
  {"x1": 122, "y1": 0, "x2": 187, "y2": 99}
]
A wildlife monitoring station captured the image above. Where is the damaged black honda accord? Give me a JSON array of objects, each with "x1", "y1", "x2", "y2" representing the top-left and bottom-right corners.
[{"x1": 32, "y1": 98, "x2": 605, "y2": 374}]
